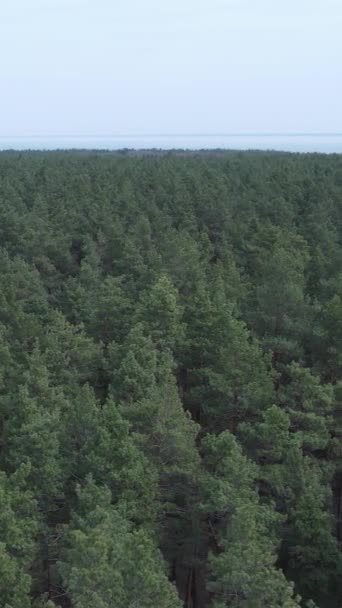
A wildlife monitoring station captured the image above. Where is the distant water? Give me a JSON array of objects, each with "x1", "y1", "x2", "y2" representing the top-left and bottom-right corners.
[{"x1": 1, "y1": 134, "x2": 342, "y2": 153}]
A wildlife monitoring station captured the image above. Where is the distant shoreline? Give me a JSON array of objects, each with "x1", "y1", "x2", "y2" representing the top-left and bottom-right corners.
[{"x1": 1, "y1": 134, "x2": 342, "y2": 153}]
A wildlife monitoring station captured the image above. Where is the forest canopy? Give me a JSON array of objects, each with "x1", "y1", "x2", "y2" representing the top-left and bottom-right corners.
[{"x1": 0, "y1": 150, "x2": 341, "y2": 608}]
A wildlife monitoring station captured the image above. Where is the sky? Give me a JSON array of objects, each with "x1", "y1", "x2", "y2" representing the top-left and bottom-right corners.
[{"x1": 0, "y1": 0, "x2": 341, "y2": 136}]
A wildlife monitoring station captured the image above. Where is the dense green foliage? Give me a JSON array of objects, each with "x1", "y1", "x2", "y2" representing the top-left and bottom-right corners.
[{"x1": 0, "y1": 150, "x2": 341, "y2": 607}]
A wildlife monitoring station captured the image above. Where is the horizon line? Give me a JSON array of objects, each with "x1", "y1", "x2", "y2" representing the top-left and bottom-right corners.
[{"x1": 1, "y1": 132, "x2": 342, "y2": 138}]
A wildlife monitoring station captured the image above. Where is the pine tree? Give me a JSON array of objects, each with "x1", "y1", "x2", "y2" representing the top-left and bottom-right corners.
[
  {"x1": 136, "y1": 274, "x2": 184, "y2": 353},
  {"x1": 0, "y1": 466, "x2": 38, "y2": 608},
  {"x1": 200, "y1": 432, "x2": 301, "y2": 608},
  {"x1": 59, "y1": 479, "x2": 182, "y2": 608}
]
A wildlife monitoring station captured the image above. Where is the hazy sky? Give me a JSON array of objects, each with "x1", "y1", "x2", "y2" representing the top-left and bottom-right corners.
[{"x1": 0, "y1": 0, "x2": 341, "y2": 135}]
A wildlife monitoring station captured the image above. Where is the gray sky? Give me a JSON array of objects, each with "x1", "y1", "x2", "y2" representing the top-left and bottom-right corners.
[{"x1": 0, "y1": 0, "x2": 341, "y2": 135}]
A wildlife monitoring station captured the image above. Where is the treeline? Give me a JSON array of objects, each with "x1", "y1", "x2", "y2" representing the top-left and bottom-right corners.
[{"x1": 0, "y1": 150, "x2": 341, "y2": 607}]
